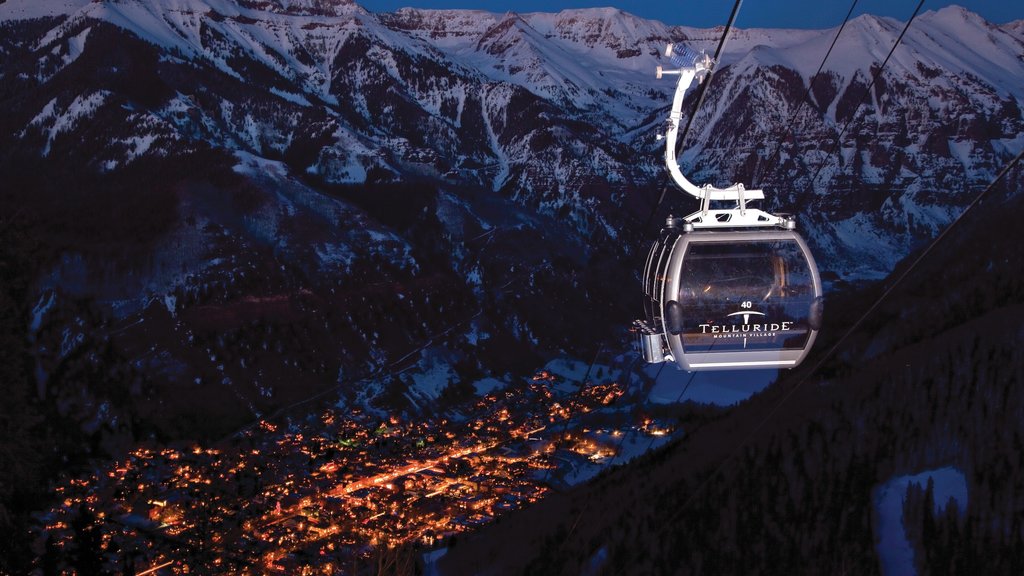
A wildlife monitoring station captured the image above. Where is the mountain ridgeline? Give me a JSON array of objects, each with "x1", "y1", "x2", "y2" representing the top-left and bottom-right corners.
[{"x1": 0, "y1": 0, "x2": 1022, "y2": 570}]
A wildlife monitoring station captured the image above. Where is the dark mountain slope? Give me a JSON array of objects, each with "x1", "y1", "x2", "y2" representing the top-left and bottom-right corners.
[{"x1": 441, "y1": 165, "x2": 1024, "y2": 574}]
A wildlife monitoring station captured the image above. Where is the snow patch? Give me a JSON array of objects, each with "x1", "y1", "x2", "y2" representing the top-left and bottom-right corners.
[
  {"x1": 0, "y1": 0, "x2": 90, "y2": 20},
  {"x1": 233, "y1": 149, "x2": 289, "y2": 178},
  {"x1": 31, "y1": 291, "x2": 56, "y2": 333},
  {"x1": 947, "y1": 139, "x2": 974, "y2": 172},
  {"x1": 62, "y1": 26, "x2": 91, "y2": 66},
  {"x1": 29, "y1": 91, "x2": 110, "y2": 156},
  {"x1": 874, "y1": 467, "x2": 968, "y2": 576},
  {"x1": 122, "y1": 133, "x2": 160, "y2": 161},
  {"x1": 421, "y1": 546, "x2": 448, "y2": 576},
  {"x1": 472, "y1": 377, "x2": 505, "y2": 395},
  {"x1": 409, "y1": 357, "x2": 457, "y2": 400},
  {"x1": 543, "y1": 357, "x2": 618, "y2": 394},
  {"x1": 163, "y1": 294, "x2": 176, "y2": 317},
  {"x1": 314, "y1": 242, "x2": 356, "y2": 272},
  {"x1": 560, "y1": 429, "x2": 673, "y2": 486},
  {"x1": 60, "y1": 327, "x2": 85, "y2": 358},
  {"x1": 269, "y1": 87, "x2": 312, "y2": 107}
]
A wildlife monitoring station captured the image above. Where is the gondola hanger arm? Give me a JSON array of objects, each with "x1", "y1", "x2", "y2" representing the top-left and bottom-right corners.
[
  {"x1": 658, "y1": 44, "x2": 765, "y2": 203},
  {"x1": 657, "y1": 44, "x2": 794, "y2": 230}
]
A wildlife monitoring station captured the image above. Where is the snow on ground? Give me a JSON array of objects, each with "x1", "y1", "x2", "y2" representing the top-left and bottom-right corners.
[
  {"x1": 163, "y1": 293, "x2": 176, "y2": 317},
  {"x1": 63, "y1": 26, "x2": 91, "y2": 66},
  {"x1": 874, "y1": 466, "x2": 968, "y2": 576},
  {"x1": 269, "y1": 87, "x2": 311, "y2": 107},
  {"x1": 948, "y1": 139, "x2": 975, "y2": 173},
  {"x1": 824, "y1": 212, "x2": 905, "y2": 280},
  {"x1": 560, "y1": 429, "x2": 675, "y2": 486},
  {"x1": 472, "y1": 377, "x2": 505, "y2": 395},
  {"x1": 543, "y1": 357, "x2": 620, "y2": 394},
  {"x1": 313, "y1": 242, "x2": 355, "y2": 272},
  {"x1": 421, "y1": 547, "x2": 448, "y2": 576},
  {"x1": 30, "y1": 291, "x2": 56, "y2": 334},
  {"x1": 121, "y1": 132, "x2": 161, "y2": 161},
  {"x1": 0, "y1": 0, "x2": 90, "y2": 20},
  {"x1": 646, "y1": 365, "x2": 778, "y2": 406},
  {"x1": 994, "y1": 133, "x2": 1024, "y2": 161},
  {"x1": 408, "y1": 356, "x2": 457, "y2": 401},
  {"x1": 31, "y1": 91, "x2": 110, "y2": 156},
  {"x1": 481, "y1": 88, "x2": 511, "y2": 192},
  {"x1": 600, "y1": 429, "x2": 673, "y2": 467},
  {"x1": 559, "y1": 459, "x2": 602, "y2": 487},
  {"x1": 233, "y1": 149, "x2": 289, "y2": 178}
]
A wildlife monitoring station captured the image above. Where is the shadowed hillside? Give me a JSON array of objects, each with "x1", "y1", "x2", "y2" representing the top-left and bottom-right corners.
[{"x1": 440, "y1": 163, "x2": 1024, "y2": 574}]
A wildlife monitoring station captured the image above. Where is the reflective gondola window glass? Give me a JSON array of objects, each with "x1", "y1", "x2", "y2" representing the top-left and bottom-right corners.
[{"x1": 677, "y1": 240, "x2": 815, "y2": 353}]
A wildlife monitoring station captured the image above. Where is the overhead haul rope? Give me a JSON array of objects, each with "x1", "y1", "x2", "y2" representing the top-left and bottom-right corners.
[
  {"x1": 623, "y1": 0, "x2": 746, "y2": 465},
  {"x1": 556, "y1": 0, "x2": 750, "y2": 543},
  {"x1": 674, "y1": 0, "x2": 744, "y2": 165},
  {"x1": 607, "y1": 0, "x2": 859, "y2": 494},
  {"x1": 544, "y1": 0, "x2": 952, "y2": 552},
  {"x1": 800, "y1": 0, "x2": 926, "y2": 195},
  {"x1": 639, "y1": 0, "x2": 745, "y2": 237},
  {"x1": 651, "y1": 0, "x2": 1014, "y2": 529},
  {"x1": 754, "y1": 0, "x2": 861, "y2": 189},
  {"x1": 554, "y1": 0, "x2": 741, "y2": 478}
]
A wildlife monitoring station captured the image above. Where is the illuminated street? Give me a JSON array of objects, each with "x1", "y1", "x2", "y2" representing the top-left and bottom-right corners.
[{"x1": 32, "y1": 369, "x2": 673, "y2": 574}]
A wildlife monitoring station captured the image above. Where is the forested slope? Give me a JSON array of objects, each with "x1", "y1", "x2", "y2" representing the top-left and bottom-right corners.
[{"x1": 441, "y1": 167, "x2": 1024, "y2": 574}]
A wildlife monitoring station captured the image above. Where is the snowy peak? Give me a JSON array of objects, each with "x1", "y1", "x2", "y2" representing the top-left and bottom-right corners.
[
  {"x1": 380, "y1": 8, "x2": 500, "y2": 41},
  {"x1": 0, "y1": 0, "x2": 366, "y2": 24},
  {"x1": 380, "y1": 5, "x2": 667, "y2": 53},
  {"x1": 523, "y1": 7, "x2": 669, "y2": 53},
  {"x1": 236, "y1": 0, "x2": 361, "y2": 17},
  {"x1": 0, "y1": 0, "x2": 92, "y2": 20},
  {"x1": 921, "y1": 4, "x2": 991, "y2": 27},
  {"x1": 1005, "y1": 19, "x2": 1024, "y2": 42},
  {"x1": 475, "y1": 12, "x2": 533, "y2": 56},
  {"x1": 908, "y1": 5, "x2": 1024, "y2": 96},
  {"x1": 728, "y1": 7, "x2": 1024, "y2": 101}
]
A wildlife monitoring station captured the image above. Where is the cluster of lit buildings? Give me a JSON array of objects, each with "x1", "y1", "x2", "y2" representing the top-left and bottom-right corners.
[{"x1": 33, "y1": 369, "x2": 672, "y2": 574}]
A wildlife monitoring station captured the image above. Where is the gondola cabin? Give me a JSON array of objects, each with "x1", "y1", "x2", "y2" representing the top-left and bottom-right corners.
[
  {"x1": 639, "y1": 224, "x2": 823, "y2": 371},
  {"x1": 637, "y1": 43, "x2": 824, "y2": 371}
]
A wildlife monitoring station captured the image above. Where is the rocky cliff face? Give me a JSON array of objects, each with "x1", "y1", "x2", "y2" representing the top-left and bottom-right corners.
[{"x1": 0, "y1": 0, "x2": 1021, "y2": 439}]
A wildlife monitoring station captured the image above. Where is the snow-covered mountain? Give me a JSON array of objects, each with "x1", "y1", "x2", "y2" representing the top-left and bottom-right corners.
[
  {"x1": 4, "y1": 1, "x2": 1020, "y2": 270},
  {"x1": 1, "y1": 0, "x2": 1022, "y2": 439}
]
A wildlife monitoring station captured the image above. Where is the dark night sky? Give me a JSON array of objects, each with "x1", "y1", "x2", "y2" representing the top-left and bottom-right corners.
[{"x1": 355, "y1": 1, "x2": 1023, "y2": 29}]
